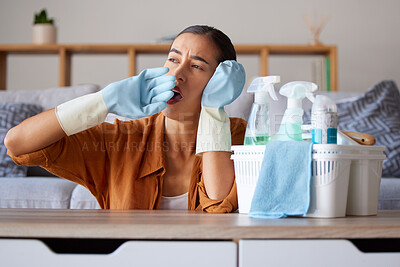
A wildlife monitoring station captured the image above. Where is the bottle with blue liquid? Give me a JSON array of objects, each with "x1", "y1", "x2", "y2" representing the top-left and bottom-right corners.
[{"x1": 311, "y1": 95, "x2": 338, "y2": 144}]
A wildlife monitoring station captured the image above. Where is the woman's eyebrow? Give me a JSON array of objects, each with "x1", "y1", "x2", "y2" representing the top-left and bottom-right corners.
[
  {"x1": 169, "y1": 48, "x2": 209, "y2": 65},
  {"x1": 191, "y1": 55, "x2": 209, "y2": 65},
  {"x1": 169, "y1": 48, "x2": 182, "y2": 55}
]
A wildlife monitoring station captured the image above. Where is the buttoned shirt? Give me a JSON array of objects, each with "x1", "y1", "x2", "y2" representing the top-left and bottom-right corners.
[{"x1": 9, "y1": 112, "x2": 246, "y2": 212}]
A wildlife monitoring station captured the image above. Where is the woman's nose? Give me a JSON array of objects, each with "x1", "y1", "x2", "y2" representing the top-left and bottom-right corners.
[{"x1": 171, "y1": 63, "x2": 186, "y2": 83}]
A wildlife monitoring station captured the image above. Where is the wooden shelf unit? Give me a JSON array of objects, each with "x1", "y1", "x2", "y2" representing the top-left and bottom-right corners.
[{"x1": 0, "y1": 44, "x2": 337, "y2": 91}]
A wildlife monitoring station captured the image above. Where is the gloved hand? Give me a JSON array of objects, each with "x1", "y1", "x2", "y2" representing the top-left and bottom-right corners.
[
  {"x1": 102, "y1": 67, "x2": 175, "y2": 118},
  {"x1": 201, "y1": 60, "x2": 246, "y2": 109},
  {"x1": 196, "y1": 60, "x2": 246, "y2": 155},
  {"x1": 56, "y1": 67, "x2": 175, "y2": 136}
]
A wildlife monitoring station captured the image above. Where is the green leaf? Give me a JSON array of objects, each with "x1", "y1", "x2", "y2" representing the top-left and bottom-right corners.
[
  {"x1": 40, "y1": 10, "x2": 47, "y2": 19},
  {"x1": 33, "y1": 8, "x2": 54, "y2": 25}
]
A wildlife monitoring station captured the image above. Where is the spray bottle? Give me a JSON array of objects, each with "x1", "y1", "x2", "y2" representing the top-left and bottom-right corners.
[
  {"x1": 244, "y1": 76, "x2": 280, "y2": 145},
  {"x1": 271, "y1": 81, "x2": 318, "y2": 141}
]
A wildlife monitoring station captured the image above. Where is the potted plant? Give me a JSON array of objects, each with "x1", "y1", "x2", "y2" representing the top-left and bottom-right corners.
[{"x1": 32, "y1": 9, "x2": 57, "y2": 44}]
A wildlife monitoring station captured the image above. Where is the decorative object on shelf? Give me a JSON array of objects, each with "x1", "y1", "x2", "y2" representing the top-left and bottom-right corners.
[
  {"x1": 32, "y1": 9, "x2": 57, "y2": 45},
  {"x1": 312, "y1": 57, "x2": 331, "y2": 91},
  {"x1": 303, "y1": 14, "x2": 329, "y2": 46}
]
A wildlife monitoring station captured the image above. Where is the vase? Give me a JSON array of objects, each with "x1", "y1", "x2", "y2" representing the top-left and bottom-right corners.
[{"x1": 32, "y1": 24, "x2": 57, "y2": 44}]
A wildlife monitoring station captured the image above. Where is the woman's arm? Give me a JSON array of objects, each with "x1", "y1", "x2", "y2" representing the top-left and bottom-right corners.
[
  {"x1": 195, "y1": 61, "x2": 245, "y2": 202},
  {"x1": 202, "y1": 151, "x2": 235, "y2": 200},
  {"x1": 6, "y1": 67, "x2": 175, "y2": 157},
  {"x1": 4, "y1": 109, "x2": 66, "y2": 157}
]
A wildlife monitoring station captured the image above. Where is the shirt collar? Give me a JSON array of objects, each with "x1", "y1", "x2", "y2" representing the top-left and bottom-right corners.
[{"x1": 137, "y1": 112, "x2": 166, "y2": 179}]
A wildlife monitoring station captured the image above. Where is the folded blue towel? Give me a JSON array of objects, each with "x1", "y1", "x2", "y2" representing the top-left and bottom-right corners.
[{"x1": 249, "y1": 141, "x2": 313, "y2": 218}]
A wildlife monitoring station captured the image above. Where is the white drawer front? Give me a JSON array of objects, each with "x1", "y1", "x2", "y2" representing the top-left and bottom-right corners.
[
  {"x1": 0, "y1": 239, "x2": 236, "y2": 267},
  {"x1": 239, "y1": 240, "x2": 400, "y2": 267}
]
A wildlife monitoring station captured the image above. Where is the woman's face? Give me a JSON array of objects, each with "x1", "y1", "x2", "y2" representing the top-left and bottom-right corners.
[{"x1": 162, "y1": 33, "x2": 220, "y2": 121}]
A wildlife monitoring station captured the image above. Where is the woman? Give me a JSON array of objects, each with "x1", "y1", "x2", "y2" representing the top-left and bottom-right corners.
[{"x1": 4, "y1": 25, "x2": 246, "y2": 213}]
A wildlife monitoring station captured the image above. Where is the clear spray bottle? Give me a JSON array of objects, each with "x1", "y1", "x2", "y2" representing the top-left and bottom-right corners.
[
  {"x1": 244, "y1": 76, "x2": 280, "y2": 145},
  {"x1": 271, "y1": 81, "x2": 318, "y2": 142}
]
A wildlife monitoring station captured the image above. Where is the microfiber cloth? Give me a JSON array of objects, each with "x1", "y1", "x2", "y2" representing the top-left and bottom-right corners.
[{"x1": 249, "y1": 141, "x2": 313, "y2": 218}]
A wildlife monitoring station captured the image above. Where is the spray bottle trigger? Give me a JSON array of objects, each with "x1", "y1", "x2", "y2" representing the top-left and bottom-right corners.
[
  {"x1": 306, "y1": 92, "x2": 315, "y2": 103},
  {"x1": 306, "y1": 83, "x2": 318, "y2": 103},
  {"x1": 268, "y1": 84, "x2": 278, "y2": 101}
]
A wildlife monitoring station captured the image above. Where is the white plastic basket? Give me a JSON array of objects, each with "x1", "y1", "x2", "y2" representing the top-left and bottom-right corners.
[
  {"x1": 345, "y1": 146, "x2": 386, "y2": 216},
  {"x1": 308, "y1": 152, "x2": 353, "y2": 218},
  {"x1": 231, "y1": 144, "x2": 386, "y2": 218},
  {"x1": 230, "y1": 145, "x2": 265, "y2": 214}
]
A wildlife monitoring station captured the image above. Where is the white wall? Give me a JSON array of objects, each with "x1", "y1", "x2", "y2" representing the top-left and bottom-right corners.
[{"x1": 1, "y1": 0, "x2": 399, "y2": 92}]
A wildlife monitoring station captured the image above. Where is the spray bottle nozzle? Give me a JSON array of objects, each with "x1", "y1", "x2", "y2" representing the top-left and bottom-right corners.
[
  {"x1": 247, "y1": 76, "x2": 281, "y2": 102},
  {"x1": 306, "y1": 91, "x2": 316, "y2": 103},
  {"x1": 279, "y1": 81, "x2": 318, "y2": 108}
]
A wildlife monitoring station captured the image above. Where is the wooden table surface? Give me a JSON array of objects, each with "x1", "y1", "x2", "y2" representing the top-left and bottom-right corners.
[{"x1": 0, "y1": 209, "x2": 399, "y2": 240}]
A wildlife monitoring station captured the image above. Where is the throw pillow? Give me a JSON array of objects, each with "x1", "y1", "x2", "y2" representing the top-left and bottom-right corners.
[
  {"x1": 304, "y1": 80, "x2": 400, "y2": 177},
  {"x1": 0, "y1": 102, "x2": 43, "y2": 177},
  {"x1": 0, "y1": 84, "x2": 100, "y2": 110}
]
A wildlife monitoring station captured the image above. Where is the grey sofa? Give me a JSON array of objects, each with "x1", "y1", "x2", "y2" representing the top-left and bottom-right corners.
[
  {"x1": 0, "y1": 82, "x2": 399, "y2": 210},
  {"x1": 0, "y1": 85, "x2": 101, "y2": 209}
]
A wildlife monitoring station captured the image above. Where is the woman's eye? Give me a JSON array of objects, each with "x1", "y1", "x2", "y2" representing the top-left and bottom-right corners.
[
  {"x1": 192, "y1": 64, "x2": 204, "y2": 71},
  {"x1": 168, "y1": 58, "x2": 178, "y2": 63}
]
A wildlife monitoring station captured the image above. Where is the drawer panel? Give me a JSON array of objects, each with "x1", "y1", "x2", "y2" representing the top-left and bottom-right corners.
[
  {"x1": 239, "y1": 239, "x2": 400, "y2": 267},
  {"x1": 0, "y1": 239, "x2": 236, "y2": 267}
]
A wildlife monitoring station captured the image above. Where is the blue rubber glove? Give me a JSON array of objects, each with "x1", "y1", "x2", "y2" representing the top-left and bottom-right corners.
[
  {"x1": 196, "y1": 60, "x2": 246, "y2": 155},
  {"x1": 201, "y1": 60, "x2": 246, "y2": 109},
  {"x1": 102, "y1": 67, "x2": 176, "y2": 119}
]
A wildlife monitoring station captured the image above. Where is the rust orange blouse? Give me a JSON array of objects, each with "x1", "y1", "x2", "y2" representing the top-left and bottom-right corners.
[{"x1": 9, "y1": 113, "x2": 246, "y2": 213}]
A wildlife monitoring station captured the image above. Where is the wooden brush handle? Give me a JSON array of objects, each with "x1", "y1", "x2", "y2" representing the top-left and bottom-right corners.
[{"x1": 341, "y1": 130, "x2": 376, "y2": 145}]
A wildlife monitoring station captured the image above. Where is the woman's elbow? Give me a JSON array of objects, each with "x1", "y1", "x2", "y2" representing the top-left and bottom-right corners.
[{"x1": 4, "y1": 128, "x2": 20, "y2": 156}]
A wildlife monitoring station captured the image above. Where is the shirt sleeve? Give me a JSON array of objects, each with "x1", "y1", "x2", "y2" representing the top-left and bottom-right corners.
[
  {"x1": 194, "y1": 117, "x2": 246, "y2": 213},
  {"x1": 7, "y1": 122, "x2": 118, "y2": 201},
  {"x1": 196, "y1": 177, "x2": 238, "y2": 213}
]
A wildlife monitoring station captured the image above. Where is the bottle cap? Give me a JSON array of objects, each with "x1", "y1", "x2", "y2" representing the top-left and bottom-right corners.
[
  {"x1": 255, "y1": 91, "x2": 269, "y2": 104},
  {"x1": 312, "y1": 95, "x2": 337, "y2": 113}
]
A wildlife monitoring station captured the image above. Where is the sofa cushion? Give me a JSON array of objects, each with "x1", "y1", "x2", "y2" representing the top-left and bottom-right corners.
[
  {"x1": 0, "y1": 103, "x2": 43, "y2": 177},
  {"x1": 70, "y1": 184, "x2": 100, "y2": 209},
  {"x1": 0, "y1": 84, "x2": 100, "y2": 110},
  {"x1": 225, "y1": 89, "x2": 253, "y2": 120},
  {"x1": 379, "y1": 178, "x2": 400, "y2": 210},
  {"x1": 0, "y1": 177, "x2": 77, "y2": 208}
]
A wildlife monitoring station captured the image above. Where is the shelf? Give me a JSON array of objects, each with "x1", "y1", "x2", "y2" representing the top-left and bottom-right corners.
[{"x1": 0, "y1": 44, "x2": 337, "y2": 91}]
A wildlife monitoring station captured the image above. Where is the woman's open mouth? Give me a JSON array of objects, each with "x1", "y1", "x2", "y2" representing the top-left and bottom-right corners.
[{"x1": 167, "y1": 86, "x2": 184, "y2": 104}]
